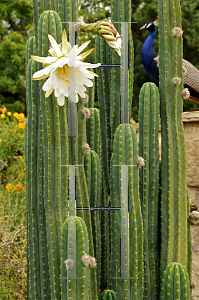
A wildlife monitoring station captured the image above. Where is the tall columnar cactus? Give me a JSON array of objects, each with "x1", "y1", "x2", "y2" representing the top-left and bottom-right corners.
[
  {"x1": 26, "y1": 0, "x2": 192, "y2": 298},
  {"x1": 139, "y1": 82, "x2": 160, "y2": 299},
  {"x1": 61, "y1": 216, "x2": 90, "y2": 300},
  {"x1": 161, "y1": 262, "x2": 190, "y2": 300},
  {"x1": 84, "y1": 150, "x2": 101, "y2": 298},
  {"x1": 158, "y1": 0, "x2": 191, "y2": 279},
  {"x1": 110, "y1": 124, "x2": 143, "y2": 299}
]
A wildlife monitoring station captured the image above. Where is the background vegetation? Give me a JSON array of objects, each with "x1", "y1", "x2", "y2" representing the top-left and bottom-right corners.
[{"x1": 0, "y1": 108, "x2": 26, "y2": 299}]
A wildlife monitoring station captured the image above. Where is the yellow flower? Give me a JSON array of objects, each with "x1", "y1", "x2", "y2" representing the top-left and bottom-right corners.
[
  {"x1": 13, "y1": 125, "x2": 18, "y2": 132},
  {"x1": 1, "y1": 113, "x2": 5, "y2": 118},
  {"x1": 15, "y1": 183, "x2": 24, "y2": 191},
  {"x1": 1, "y1": 107, "x2": 6, "y2": 113},
  {"x1": 13, "y1": 112, "x2": 18, "y2": 118},
  {"x1": 7, "y1": 111, "x2": 12, "y2": 116},
  {"x1": 0, "y1": 139, "x2": 1, "y2": 142},
  {"x1": 19, "y1": 122, "x2": 26, "y2": 129},
  {"x1": 18, "y1": 156, "x2": 23, "y2": 160},
  {"x1": 18, "y1": 113, "x2": 25, "y2": 120},
  {"x1": 6, "y1": 183, "x2": 13, "y2": 192}
]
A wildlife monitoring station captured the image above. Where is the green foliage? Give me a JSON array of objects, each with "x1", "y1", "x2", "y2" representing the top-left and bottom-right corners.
[
  {"x1": 0, "y1": 109, "x2": 26, "y2": 185},
  {"x1": 0, "y1": 0, "x2": 33, "y2": 110},
  {"x1": 0, "y1": 106, "x2": 26, "y2": 299}
]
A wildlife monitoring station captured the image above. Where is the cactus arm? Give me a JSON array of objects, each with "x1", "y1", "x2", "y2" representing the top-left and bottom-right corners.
[
  {"x1": 175, "y1": 0, "x2": 188, "y2": 268},
  {"x1": 58, "y1": 105, "x2": 69, "y2": 226},
  {"x1": 128, "y1": 26, "x2": 134, "y2": 121},
  {"x1": 95, "y1": 36, "x2": 110, "y2": 194},
  {"x1": 139, "y1": 82, "x2": 159, "y2": 299},
  {"x1": 61, "y1": 216, "x2": 90, "y2": 300},
  {"x1": 88, "y1": 81, "x2": 95, "y2": 108},
  {"x1": 110, "y1": 124, "x2": 143, "y2": 299},
  {"x1": 58, "y1": 0, "x2": 70, "y2": 32},
  {"x1": 85, "y1": 150, "x2": 101, "y2": 297},
  {"x1": 129, "y1": 124, "x2": 144, "y2": 299},
  {"x1": 158, "y1": 0, "x2": 188, "y2": 277},
  {"x1": 26, "y1": 59, "x2": 35, "y2": 299},
  {"x1": 37, "y1": 11, "x2": 63, "y2": 299},
  {"x1": 86, "y1": 107, "x2": 101, "y2": 157},
  {"x1": 161, "y1": 262, "x2": 190, "y2": 300},
  {"x1": 26, "y1": 36, "x2": 35, "y2": 67},
  {"x1": 32, "y1": 0, "x2": 39, "y2": 49}
]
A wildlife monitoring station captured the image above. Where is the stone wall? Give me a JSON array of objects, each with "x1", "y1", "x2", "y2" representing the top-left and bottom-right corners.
[
  {"x1": 134, "y1": 111, "x2": 199, "y2": 299},
  {"x1": 183, "y1": 111, "x2": 199, "y2": 300}
]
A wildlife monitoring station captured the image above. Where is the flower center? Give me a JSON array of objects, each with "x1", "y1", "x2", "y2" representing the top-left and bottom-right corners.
[{"x1": 57, "y1": 65, "x2": 69, "y2": 80}]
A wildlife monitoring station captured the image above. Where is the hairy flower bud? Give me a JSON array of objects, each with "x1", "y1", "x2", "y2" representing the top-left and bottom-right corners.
[
  {"x1": 64, "y1": 258, "x2": 75, "y2": 271},
  {"x1": 82, "y1": 143, "x2": 90, "y2": 154},
  {"x1": 81, "y1": 253, "x2": 90, "y2": 266},
  {"x1": 172, "y1": 77, "x2": 181, "y2": 85},
  {"x1": 137, "y1": 156, "x2": 145, "y2": 168},
  {"x1": 172, "y1": 27, "x2": 183, "y2": 37},
  {"x1": 182, "y1": 88, "x2": 190, "y2": 99}
]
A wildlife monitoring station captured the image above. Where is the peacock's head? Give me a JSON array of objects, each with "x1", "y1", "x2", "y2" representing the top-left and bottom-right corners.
[{"x1": 140, "y1": 21, "x2": 157, "y2": 33}]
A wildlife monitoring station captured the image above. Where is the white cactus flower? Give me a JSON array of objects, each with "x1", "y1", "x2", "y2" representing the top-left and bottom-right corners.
[{"x1": 31, "y1": 30, "x2": 101, "y2": 106}]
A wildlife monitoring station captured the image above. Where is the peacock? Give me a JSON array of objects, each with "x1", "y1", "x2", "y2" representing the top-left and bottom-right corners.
[{"x1": 140, "y1": 21, "x2": 199, "y2": 104}]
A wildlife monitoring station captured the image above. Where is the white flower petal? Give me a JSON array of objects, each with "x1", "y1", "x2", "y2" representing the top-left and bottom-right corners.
[
  {"x1": 45, "y1": 87, "x2": 53, "y2": 98},
  {"x1": 57, "y1": 94, "x2": 65, "y2": 106},
  {"x1": 79, "y1": 67, "x2": 94, "y2": 79},
  {"x1": 68, "y1": 45, "x2": 78, "y2": 67},
  {"x1": 54, "y1": 88, "x2": 61, "y2": 97},
  {"x1": 62, "y1": 29, "x2": 68, "y2": 55},
  {"x1": 48, "y1": 48, "x2": 58, "y2": 57},
  {"x1": 42, "y1": 78, "x2": 53, "y2": 91},
  {"x1": 82, "y1": 76, "x2": 93, "y2": 87},
  {"x1": 45, "y1": 56, "x2": 58, "y2": 63},
  {"x1": 31, "y1": 55, "x2": 46, "y2": 63},
  {"x1": 76, "y1": 40, "x2": 91, "y2": 56},
  {"x1": 52, "y1": 57, "x2": 69, "y2": 69},
  {"x1": 32, "y1": 65, "x2": 52, "y2": 78},
  {"x1": 69, "y1": 91, "x2": 78, "y2": 103},
  {"x1": 48, "y1": 34, "x2": 62, "y2": 57}
]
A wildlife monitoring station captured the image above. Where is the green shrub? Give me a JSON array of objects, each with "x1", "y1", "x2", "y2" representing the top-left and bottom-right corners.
[{"x1": 0, "y1": 106, "x2": 26, "y2": 299}]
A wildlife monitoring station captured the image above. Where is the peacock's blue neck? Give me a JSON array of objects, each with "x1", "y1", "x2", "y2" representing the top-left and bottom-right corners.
[
  {"x1": 141, "y1": 30, "x2": 159, "y2": 83},
  {"x1": 141, "y1": 31, "x2": 157, "y2": 65}
]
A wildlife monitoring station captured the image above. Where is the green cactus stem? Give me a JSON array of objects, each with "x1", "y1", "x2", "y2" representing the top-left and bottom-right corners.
[
  {"x1": 158, "y1": 0, "x2": 189, "y2": 278},
  {"x1": 139, "y1": 82, "x2": 160, "y2": 299},
  {"x1": 161, "y1": 262, "x2": 190, "y2": 300},
  {"x1": 100, "y1": 289, "x2": 116, "y2": 300},
  {"x1": 61, "y1": 216, "x2": 90, "y2": 300}
]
